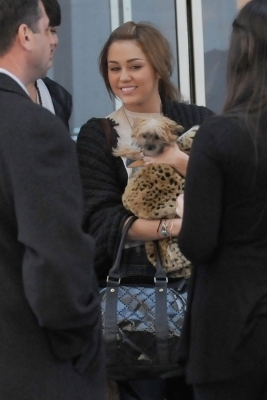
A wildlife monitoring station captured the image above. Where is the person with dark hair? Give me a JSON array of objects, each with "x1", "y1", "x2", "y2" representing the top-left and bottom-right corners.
[
  {"x1": 175, "y1": 1, "x2": 267, "y2": 399},
  {"x1": 26, "y1": 0, "x2": 72, "y2": 129},
  {"x1": 76, "y1": 20, "x2": 214, "y2": 400},
  {"x1": 0, "y1": 1, "x2": 105, "y2": 399},
  {"x1": 42, "y1": 0, "x2": 61, "y2": 27}
]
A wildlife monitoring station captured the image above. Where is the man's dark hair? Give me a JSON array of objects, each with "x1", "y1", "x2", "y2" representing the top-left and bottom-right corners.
[
  {"x1": 0, "y1": 0, "x2": 41, "y2": 56},
  {"x1": 42, "y1": 0, "x2": 61, "y2": 27}
]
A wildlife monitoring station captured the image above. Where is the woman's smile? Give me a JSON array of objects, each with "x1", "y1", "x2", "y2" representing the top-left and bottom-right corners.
[
  {"x1": 120, "y1": 86, "x2": 137, "y2": 94},
  {"x1": 107, "y1": 40, "x2": 161, "y2": 112}
]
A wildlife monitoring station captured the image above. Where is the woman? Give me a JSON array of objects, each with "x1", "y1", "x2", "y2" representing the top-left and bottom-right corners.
[
  {"x1": 27, "y1": 0, "x2": 72, "y2": 129},
  {"x1": 175, "y1": 1, "x2": 267, "y2": 399},
  {"x1": 76, "y1": 21, "x2": 214, "y2": 400}
]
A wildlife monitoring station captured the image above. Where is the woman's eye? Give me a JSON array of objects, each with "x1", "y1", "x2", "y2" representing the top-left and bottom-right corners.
[{"x1": 131, "y1": 65, "x2": 141, "y2": 69}]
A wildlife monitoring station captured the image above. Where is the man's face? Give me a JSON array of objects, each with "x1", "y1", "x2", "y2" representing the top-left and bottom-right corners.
[{"x1": 30, "y1": 1, "x2": 56, "y2": 78}]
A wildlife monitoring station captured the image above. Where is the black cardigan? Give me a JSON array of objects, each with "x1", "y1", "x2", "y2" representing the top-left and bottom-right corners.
[
  {"x1": 76, "y1": 98, "x2": 214, "y2": 280},
  {"x1": 42, "y1": 77, "x2": 72, "y2": 130}
]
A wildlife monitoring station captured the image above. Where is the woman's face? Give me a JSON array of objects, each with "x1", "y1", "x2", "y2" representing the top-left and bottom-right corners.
[
  {"x1": 107, "y1": 40, "x2": 161, "y2": 113},
  {"x1": 47, "y1": 26, "x2": 59, "y2": 70}
]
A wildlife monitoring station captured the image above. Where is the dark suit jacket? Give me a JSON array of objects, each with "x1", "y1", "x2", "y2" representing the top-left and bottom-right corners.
[
  {"x1": 0, "y1": 73, "x2": 105, "y2": 399},
  {"x1": 178, "y1": 115, "x2": 267, "y2": 384}
]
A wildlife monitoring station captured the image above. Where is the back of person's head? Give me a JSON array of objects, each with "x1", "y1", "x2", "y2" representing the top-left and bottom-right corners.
[
  {"x1": 99, "y1": 21, "x2": 181, "y2": 101},
  {"x1": 0, "y1": 0, "x2": 41, "y2": 57},
  {"x1": 224, "y1": 0, "x2": 267, "y2": 115},
  {"x1": 42, "y1": 0, "x2": 61, "y2": 27}
]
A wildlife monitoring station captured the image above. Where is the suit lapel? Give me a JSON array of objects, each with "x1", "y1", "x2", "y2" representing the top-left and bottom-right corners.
[{"x1": 0, "y1": 73, "x2": 31, "y2": 101}]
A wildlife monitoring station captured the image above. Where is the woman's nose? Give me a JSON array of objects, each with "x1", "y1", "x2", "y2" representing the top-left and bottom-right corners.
[{"x1": 119, "y1": 69, "x2": 131, "y2": 81}]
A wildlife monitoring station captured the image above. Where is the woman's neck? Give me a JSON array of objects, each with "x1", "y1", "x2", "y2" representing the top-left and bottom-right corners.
[{"x1": 123, "y1": 95, "x2": 162, "y2": 114}]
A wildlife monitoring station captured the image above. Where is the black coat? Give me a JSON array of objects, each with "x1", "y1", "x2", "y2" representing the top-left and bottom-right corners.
[
  {"x1": 0, "y1": 73, "x2": 105, "y2": 399},
  {"x1": 178, "y1": 115, "x2": 267, "y2": 384},
  {"x1": 43, "y1": 76, "x2": 72, "y2": 129}
]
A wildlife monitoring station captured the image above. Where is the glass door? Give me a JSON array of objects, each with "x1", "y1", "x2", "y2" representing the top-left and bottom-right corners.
[{"x1": 190, "y1": 0, "x2": 251, "y2": 113}]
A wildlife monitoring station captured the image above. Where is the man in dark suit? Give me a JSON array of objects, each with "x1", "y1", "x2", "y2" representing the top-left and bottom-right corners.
[{"x1": 0, "y1": 1, "x2": 106, "y2": 399}]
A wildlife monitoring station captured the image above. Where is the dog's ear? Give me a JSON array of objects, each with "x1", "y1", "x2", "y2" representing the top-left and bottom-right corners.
[
  {"x1": 165, "y1": 118, "x2": 184, "y2": 136},
  {"x1": 156, "y1": 116, "x2": 184, "y2": 138},
  {"x1": 172, "y1": 126, "x2": 184, "y2": 137}
]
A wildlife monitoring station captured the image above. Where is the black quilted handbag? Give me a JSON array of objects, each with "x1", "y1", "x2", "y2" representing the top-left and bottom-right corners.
[{"x1": 100, "y1": 216, "x2": 188, "y2": 381}]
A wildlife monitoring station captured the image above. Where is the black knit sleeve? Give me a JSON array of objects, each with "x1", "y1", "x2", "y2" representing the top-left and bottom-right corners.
[
  {"x1": 76, "y1": 118, "x2": 132, "y2": 280},
  {"x1": 162, "y1": 99, "x2": 215, "y2": 133},
  {"x1": 177, "y1": 103, "x2": 215, "y2": 132}
]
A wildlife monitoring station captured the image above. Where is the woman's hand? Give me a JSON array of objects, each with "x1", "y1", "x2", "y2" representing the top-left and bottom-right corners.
[
  {"x1": 176, "y1": 194, "x2": 184, "y2": 218},
  {"x1": 143, "y1": 143, "x2": 189, "y2": 177}
]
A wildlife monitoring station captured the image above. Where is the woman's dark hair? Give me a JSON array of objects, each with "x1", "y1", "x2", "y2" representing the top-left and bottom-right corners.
[
  {"x1": 42, "y1": 0, "x2": 61, "y2": 27},
  {"x1": 0, "y1": 0, "x2": 41, "y2": 56},
  {"x1": 99, "y1": 21, "x2": 181, "y2": 101},
  {"x1": 224, "y1": 0, "x2": 267, "y2": 117}
]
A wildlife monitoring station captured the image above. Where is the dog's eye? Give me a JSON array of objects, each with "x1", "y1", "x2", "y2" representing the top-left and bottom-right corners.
[
  {"x1": 142, "y1": 133, "x2": 147, "y2": 139},
  {"x1": 154, "y1": 134, "x2": 159, "y2": 140}
]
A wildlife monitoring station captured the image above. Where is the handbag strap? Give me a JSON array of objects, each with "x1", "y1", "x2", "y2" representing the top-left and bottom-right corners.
[
  {"x1": 104, "y1": 216, "x2": 137, "y2": 357},
  {"x1": 153, "y1": 240, "x2": 169, "y2": 364},
  {"x1": 153, "y1": 240, "x2": 168, "y2": 280},
  {"x1": 100, "y1": 118, "x2": 113, "y2": 151},
  {"x1": 108, "y1": 216, "x2": 137, "y2": 281},
  {"x1": 108, "y1": 218, "x2": 167, "y2": 281}
]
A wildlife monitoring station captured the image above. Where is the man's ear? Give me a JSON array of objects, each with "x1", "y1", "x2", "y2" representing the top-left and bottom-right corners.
[{"x1": 17, "y1": 24, "x2": 34, "y2": 51}]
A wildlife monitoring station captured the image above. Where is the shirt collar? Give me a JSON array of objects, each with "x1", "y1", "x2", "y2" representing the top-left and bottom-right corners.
[{"x1": 0, "y1": 68, "x2": 29, "y2": 95}]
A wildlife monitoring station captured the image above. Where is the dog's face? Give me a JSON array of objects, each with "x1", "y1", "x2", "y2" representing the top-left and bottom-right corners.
[{"x1": 131, "y1": 116, "x2": 183, "y2": 156}]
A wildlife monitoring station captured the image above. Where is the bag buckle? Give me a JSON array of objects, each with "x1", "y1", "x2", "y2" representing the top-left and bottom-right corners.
[
  {"x1": 106, "y1": 275, "x2": 121, "y2": 284},
  {"x1": 154, "y1": 277, "x2": 168, "y2": 283}
]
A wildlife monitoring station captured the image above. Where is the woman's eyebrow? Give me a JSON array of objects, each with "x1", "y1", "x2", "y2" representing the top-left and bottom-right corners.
[{"x1": 108, "y1": 58, "x2": 144, "y2": 64}]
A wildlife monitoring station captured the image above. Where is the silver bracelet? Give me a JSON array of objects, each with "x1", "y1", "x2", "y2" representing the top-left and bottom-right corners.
[
  {"x1": 161, "y1": 219, "x2": 169, "y2": 237},
  {"x1": 168, "y1": 221, "x2": 174, "y2": 237}
]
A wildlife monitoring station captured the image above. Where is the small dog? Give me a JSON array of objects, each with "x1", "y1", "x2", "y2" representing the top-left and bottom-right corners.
[
  {"x1": 113, "y1": 115, "x2": 199, "y2": 163},
  {"x1": 115, "y1": 115, "x2": 199, "y2": 275}
]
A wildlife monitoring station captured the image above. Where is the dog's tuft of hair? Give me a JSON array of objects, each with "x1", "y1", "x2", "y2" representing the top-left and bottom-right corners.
[{"x1": 112, "y1": 116, "x2": 184, "y2": 160}]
